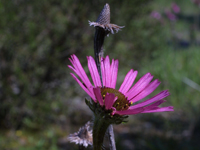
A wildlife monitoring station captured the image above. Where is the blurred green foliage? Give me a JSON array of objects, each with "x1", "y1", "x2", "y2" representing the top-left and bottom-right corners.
[
  {"x1": 0, "y1": 0, "x2": 162, "y2": 129},
  {"x1": 1, "y1": 0, "x2": 200, "y2": 149},
  {"x1": 141, "y1": 47, "x2": 200, "y2": 114}
]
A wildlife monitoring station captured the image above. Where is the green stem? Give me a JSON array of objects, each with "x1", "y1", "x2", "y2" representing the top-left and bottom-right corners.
[{"x1": 93, "y1": 115, "x2": 111, "y2": 150}]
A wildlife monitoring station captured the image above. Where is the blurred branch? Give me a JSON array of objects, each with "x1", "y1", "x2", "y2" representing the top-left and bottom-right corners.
[{"x1": 182, "y1": 77, "x2": 200, "y2": 92}]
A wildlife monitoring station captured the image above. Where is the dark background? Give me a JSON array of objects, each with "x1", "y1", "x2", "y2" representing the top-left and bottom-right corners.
[{"x1": 0, "y1": 0, "x2": 200, "y2": 149}]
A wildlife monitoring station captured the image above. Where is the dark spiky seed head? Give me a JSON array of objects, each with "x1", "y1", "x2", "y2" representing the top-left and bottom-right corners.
[{"x1": 96, "y1": 3, "x2": 110, "y2": 25}]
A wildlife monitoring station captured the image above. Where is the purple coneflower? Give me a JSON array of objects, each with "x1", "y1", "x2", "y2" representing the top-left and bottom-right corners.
[
  {"x1": 68, "y1": 54, "x2": 173, "y2": 116},
  {"x1": 68, "y1": 54, "x2": 173, "y2": 150}
]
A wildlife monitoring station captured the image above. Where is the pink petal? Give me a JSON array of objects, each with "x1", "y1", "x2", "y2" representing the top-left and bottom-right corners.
[
  {"x1": 104, "y1": 56, "x2": 111, "y2": 87},
  {"x1": 93, "y1": 87, "x2": 104, "y2": 106},
  {"x1": 70, "y1": 73, "x2": 96, "y2": 101},
  {"x1": 68, "y1": 57, "x2": 75, "y2": 68},
  {"x1": 69, "y1": 55, "x2": 94, "y2": 94},
  {"x1": 126, "y1": 73, "x2": 153, "y2": 99},
  {"x1": 68, "y1": 65, "x2": 82, "y2": 78},
  {"x1": 119, "y1": 69, "x2": 138, "y2": 94},
  {"x1": 142, "y1": 106, "x2": 174, "y2": 113},
  {"x1": 87, "y1": 56, "x2": 102, "y2": 87},
  {"x1": 104, "y1": 93, "x2": 116, "y2": 110},
  {"x1": 70, "y1": 55, "x2": 87, "y2": 79},
  {"x1": 110, "y1": 59, "x2": 119, "y2": 88},
  {"x1": 101, "y1": 57, "x2": 106, "y2": 86},
  {"x1": 129, "y1": 90, "x2": 169, "y2": 109},
  {"x1": 143, "y1": 100, "x2": 166, "y2": 111},
  {"x1": 129, "y1": 79, "x2": 160, "y2": 103},
  {"x1": 114, "y1": 107, "x2": 144, "y2": 115}
]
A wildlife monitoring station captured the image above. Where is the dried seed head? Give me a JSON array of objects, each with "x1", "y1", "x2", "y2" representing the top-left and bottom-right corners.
[
  {"x1": 89, "y1": 3, "x2": 124, "y2": 35},
  {"x1": 67, "y1": 121, "x2": 93, "y2": 147},
  {"x1": 96, "y1": 3, "x2": 110, "y2": 25}
]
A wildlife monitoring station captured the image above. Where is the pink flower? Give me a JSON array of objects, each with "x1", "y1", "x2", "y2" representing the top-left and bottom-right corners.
[
  {"x1": 150, "y1": 11, "x2": 162, "y2": 20},
  {"x1": 68, "y1": 54, "x2": 173, "y2": 116},
  {"x1": 171, "y1": 3, "x2": 180, "y2": 14},
  {"x1": 191, "y1": 0, "x2": 200, "y2": 7},
  {"x1": 165, "y1": 9, "x2": 176, "y2": 21}
]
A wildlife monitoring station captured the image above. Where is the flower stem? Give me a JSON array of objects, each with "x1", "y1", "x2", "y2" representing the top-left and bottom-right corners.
[
  {"x1": 94, "y1": 26, "x2": 106, "y2": 86},
  {"x1": 93, "y1": 115, "x2": 111, "y2": 150},
  {"x1": 108, "y1": 125, "x2": 116, "y2": 150}
]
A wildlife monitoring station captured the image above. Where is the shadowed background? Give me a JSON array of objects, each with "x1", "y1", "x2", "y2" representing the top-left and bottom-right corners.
[{"x1": 0, "y1": 0, "x2": 200, "y2": 149}]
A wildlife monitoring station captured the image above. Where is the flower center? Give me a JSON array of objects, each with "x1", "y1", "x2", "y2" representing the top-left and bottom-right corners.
[{"x1": 101, "y1": 87, "x2": 131, "y2": 111}]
